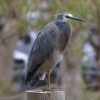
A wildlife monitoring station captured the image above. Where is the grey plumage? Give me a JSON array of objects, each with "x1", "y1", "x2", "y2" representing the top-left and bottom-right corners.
[
  {"x1": 25, "y1": 24, "x2": 55, "y2": 84},
  {"x1": 24, "y1": 12, "x2": 86, "y2": 87}
]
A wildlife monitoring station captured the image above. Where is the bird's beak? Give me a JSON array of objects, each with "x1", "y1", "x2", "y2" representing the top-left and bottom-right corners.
[{"x1": 70, "y1": 16, "x2": 86, "y2": 22}]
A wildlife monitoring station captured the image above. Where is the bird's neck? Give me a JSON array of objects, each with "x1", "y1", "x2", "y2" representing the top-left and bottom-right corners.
[{"x1": 54, "y1": 20, "x2": 72, "y2": 53}]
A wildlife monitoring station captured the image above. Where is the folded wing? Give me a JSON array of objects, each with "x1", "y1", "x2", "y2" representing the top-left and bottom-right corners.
[{"x1": 24, "y1": 22, "x2": 56, "y2": 84}]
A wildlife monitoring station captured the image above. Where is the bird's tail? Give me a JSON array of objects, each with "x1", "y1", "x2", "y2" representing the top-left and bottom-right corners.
[
  {"x1": 24, "y1": 70, "x2": 30, "y2": 85},
  {"x1": 30, "y1": 75, "x2": 39, "y2": 87},
  {"x1": 24, "y1": 73, "x2": 39, "y2": 87}
]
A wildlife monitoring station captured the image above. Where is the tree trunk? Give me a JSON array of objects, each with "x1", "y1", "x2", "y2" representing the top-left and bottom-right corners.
[
  {"x1": 0, "y1": 20, "x2": 18, "y2": 81},
  {"x1": 60, "y1": 34, "x2": 82, "y2": 100}
]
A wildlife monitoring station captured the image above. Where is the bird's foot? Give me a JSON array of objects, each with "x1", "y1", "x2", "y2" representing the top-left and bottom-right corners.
[
  {"x1": 42, "y1": 88, "x2": 53, "y2": 92},
  {"x1": 42, "y1": 88, "x2": 62, "y2": 92}
]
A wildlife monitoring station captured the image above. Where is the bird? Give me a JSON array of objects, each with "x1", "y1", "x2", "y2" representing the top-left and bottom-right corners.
[{"x1": 24, "y1": 12, "x2": 86, "y2": 91}]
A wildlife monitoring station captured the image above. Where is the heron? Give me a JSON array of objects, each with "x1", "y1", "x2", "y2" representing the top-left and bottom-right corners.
[{"x1": 25, "y1": 12, "x2": 86, "y2": 91}]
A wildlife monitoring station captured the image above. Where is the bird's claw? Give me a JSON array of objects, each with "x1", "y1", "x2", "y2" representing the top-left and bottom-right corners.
[{"x1": 42, "y1": 88, "x2": 62, "y2": 92}]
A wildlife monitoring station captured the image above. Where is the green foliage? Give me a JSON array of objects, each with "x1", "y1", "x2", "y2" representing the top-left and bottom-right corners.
[
  {"x1": 0, "y1": 81, "x2": 17, "y2": 96},
  {"x1": 81, "y1": 90, "x2": 100, "y2": 100},
  {"x1": 0, "y1": 0, "x2": 99, "y2": 32}
]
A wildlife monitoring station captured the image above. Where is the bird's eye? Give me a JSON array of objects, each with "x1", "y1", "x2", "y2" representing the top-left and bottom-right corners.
[{"x1": 65, "y1": 16, "x2": 70, "y2": 18}]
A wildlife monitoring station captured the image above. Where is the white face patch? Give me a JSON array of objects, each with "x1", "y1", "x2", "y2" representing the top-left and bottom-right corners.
[
  {"x1": 63, "y1": 13, "x2": 73, "y2": 22},
  {"x1": 67, "y1": 13, "x2": 73, "y2": 17}
]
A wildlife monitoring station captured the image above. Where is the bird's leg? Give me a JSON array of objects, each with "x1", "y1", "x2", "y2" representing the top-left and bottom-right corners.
[
  {"x1": 47, "y1": 70, "x2": 51, "y2": 91},
  {"x1": 42, "y1": 70, "x2": 61, "y2": 92},
  {"x1": 42, "y1": 70, "x2": 52, "y2": 91}
]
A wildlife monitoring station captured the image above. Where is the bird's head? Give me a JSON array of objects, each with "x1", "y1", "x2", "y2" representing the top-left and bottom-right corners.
[{"x1": 55, "y1": 12, "x2": 86, "y2": 22}]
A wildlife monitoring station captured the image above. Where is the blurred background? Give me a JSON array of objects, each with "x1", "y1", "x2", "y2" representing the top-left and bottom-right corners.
[{"x1": 0, "y1": 0, "x2": 100, "y2": 100}]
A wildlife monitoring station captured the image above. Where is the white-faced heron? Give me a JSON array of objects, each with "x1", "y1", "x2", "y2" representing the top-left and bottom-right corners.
[{"x1": 25, "y1": 12, "x2": 86, "y2": 91}]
